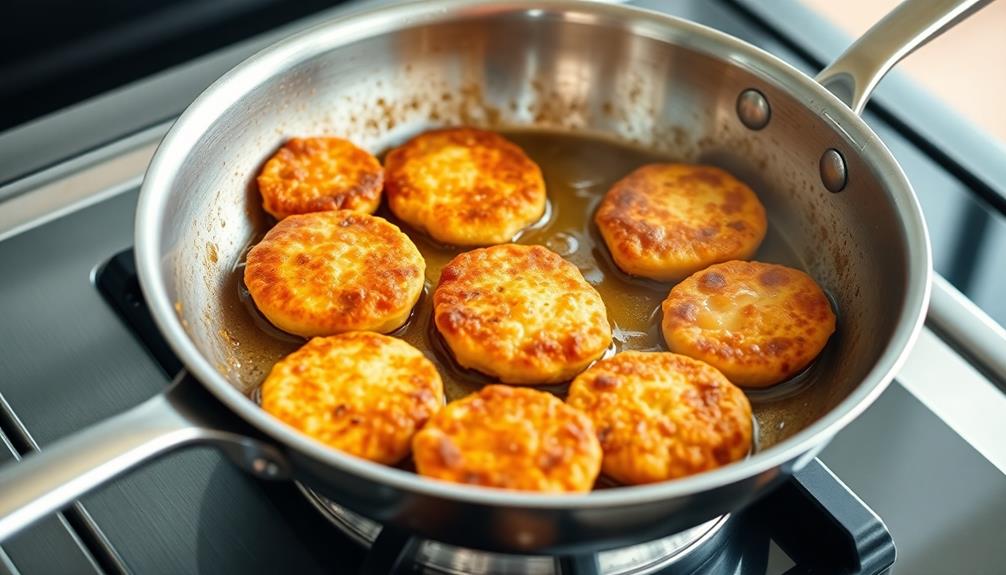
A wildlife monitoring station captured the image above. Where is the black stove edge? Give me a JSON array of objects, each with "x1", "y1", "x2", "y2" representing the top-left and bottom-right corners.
[
  {"x1": 95, "y1": 252, "x2": 183, "y2": 377},
  {"x1": 95, "y1": 246, "x2": 895, "y2": 574},
  {"x1": 761, "y1": 459, "x2": 894, "y2": 575},
  {"x1": 725, "y1": 0, "x2": 1006, "y2": 220}
]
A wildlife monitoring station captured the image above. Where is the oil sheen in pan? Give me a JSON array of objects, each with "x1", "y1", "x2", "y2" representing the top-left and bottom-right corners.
[{"x1": 227, "y1": 130, "x2": 838, "y2": 453}]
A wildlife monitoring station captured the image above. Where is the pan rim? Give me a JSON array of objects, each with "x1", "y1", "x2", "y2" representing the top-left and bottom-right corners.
[{"x1": 136, "y1": 0, "x2": 931, "y2": 509}]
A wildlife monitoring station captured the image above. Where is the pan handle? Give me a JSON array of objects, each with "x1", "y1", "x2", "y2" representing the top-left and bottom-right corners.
[
  {"x1": 0, "y1": 373, "x2": 289, "y2": 543},
  {"x1": 815, "y1": 0, "x2": 993, "y2": 115}
]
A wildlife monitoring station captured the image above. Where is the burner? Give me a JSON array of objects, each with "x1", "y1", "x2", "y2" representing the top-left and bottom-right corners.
[{"x1": 297, "y1": 484, "x2": 732, "y2": 575}]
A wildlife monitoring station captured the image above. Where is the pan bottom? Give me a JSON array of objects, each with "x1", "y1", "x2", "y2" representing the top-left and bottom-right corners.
[{"x1": 297, "y1": 483, "x2": 729, "y2": 574}]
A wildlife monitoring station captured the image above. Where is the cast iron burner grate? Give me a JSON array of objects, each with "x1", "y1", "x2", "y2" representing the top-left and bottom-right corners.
[{"x1": 96, "y1": 249, "x2": 895, "y2": 574}]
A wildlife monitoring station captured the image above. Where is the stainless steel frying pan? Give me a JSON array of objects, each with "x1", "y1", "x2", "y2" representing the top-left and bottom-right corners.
[{"x1": 0, "y1": 0, "x2": 985, "y2": 553}]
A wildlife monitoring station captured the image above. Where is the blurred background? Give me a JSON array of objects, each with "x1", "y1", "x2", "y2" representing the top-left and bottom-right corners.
[
  {"x1": 5, "y1": 1, "x2": 1005, "y2": 141},
  {"x1": 801, "y1": 1, "x2": 1006, "y2": 327},
  {"x1": 804, "y1": 0, "x2": 1006, "y2": 145},
  {"x1": 0, "y1": 0, "x2": 343, "y2": 132}
]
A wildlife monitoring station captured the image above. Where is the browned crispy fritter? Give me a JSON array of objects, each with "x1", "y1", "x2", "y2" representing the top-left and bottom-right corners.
[
  {"x1": 258, "y1": 137, "x2": 383, "y2": 220},
  {"x1": 661, "y1": 261, "x2": 836, "y2": 387},
  {"x1": 433, "y1": 244, "x2": 612, "y2": 384},
  {"x1": 566, "y1": 351, "x2": 752, "y2": 485},
  {"x1": 595, "y1": 164, "x2": 766, "y2": 281},
  {"x1": 244, "y1": 210, "x2": 425, "y2": 337},
  {"x1": 383, "y1": 128, "x2": 546, "y2": 245},
  {"x1": 412, "y1": 385, "x2": 602, "y2": 492},
  {"x1": 261, "y1": 333, "x2": 444, "y2": 464}
]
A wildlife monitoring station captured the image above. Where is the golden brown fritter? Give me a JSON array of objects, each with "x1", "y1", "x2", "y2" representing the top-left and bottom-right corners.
[
  {"x1": 244, "y1": 210, "x2": 425, "y2": 338},
  {"x1": 661, "y1": 261, "x2": 836, "y2": 388},
  {"x1": 258, "y1": 137, "x2": 383, "y2": 220},
  {"x1": 383, "y1": 128, "x2": 547, "y2": 246},
  {"x1": 433, "y1": 244, "x2": 612, "y2": 384},
  {"x1": 566, "y1": 351, "x2": 752, "y2": 485},
  {"x1": 412, "y1": 385, "x2": 602, "y2": 492},
  {"x1": 595, "y1": 164, "x2": 766, "y2": 281},
  {"x1": 261, "y1": 333, "x2": 444, "y2": 465}
]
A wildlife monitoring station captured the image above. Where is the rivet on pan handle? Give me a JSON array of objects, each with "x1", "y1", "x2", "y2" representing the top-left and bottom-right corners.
[
  {"x1": 0, "y1": 373, "x2": 288, "y2": 543},
  {"x1": 816, "y1": 0, "x2": 993, "y2": 116}
]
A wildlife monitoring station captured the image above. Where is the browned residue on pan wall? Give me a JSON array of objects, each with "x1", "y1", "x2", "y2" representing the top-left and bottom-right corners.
[
  {"x1": 171, "y1": 28, "x2": 877, "y2": 458},
  {"x1": 219, "y1": 131, "x2": 840, "y2": 451}
]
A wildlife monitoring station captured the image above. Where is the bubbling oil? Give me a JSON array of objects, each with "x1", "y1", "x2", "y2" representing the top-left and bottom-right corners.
[{"x1": 227, "y1": 130, "x2": 825, "y2": 451}]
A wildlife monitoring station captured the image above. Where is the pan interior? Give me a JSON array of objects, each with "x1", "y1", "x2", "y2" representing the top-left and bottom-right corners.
[
  {"x1": 158, "y1": 7, "x2": 911, "y2": 459},
  {"x1": 233, "y1": 130, "x2": 821, "y2": 453}
]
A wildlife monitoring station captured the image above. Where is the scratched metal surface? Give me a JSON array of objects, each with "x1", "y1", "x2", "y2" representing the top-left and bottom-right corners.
[{"x1": 0, "y1": 433, "x2": 100, "y2": 575}]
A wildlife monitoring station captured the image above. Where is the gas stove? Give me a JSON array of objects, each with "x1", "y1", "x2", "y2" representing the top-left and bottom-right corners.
[
  {"x1": 88, "y1": 249, "x2": 896, "y2": 575},
  {"x1": 1, "y1": 1, "x2": 1005, "y2": 574}
]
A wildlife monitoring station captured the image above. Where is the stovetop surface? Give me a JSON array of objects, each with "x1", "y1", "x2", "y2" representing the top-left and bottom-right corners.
[
  {"x1": 0, "y1": 0, "x2": 1005, "y2": 574},
  {"x1": 8, "y1": 188, "x2": 1004, "y2": 575},
  {"x1": 87, "y1": 248, "x2": 901, "y2": 575}
]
